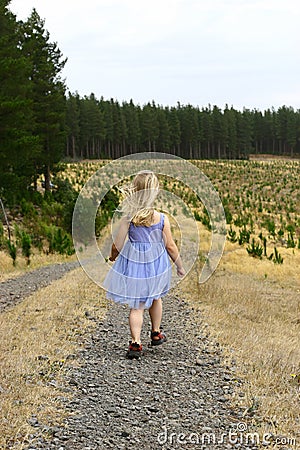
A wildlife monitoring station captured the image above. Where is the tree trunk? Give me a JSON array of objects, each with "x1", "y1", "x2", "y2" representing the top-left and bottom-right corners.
[
  {"x1": 207, "y1": 141, "x2": 211, "y2": 158},
  {"x1": 198, "y1": 142, "x2": 201, "y2": 159},
  {"x1": 44, "y1": 164, "x2": 51, "y2": 191},
  {"x1": 72, "y1": 135, "x2": 76, "y2": 159},
  {"x1": 66, "y1": 137, "x2": 69, "y2": 157}
]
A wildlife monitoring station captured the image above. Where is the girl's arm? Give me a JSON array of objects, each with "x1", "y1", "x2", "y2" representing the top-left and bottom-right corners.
[
  {"x1": 109, "y1": 217, "x2": 129, "y2": 261},
  {"x1": 163, "y1": 215, "x2": 185, "y2": 277}
]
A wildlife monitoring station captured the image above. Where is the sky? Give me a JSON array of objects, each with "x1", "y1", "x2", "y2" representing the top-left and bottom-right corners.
[{"x1": 9, "y1": 0, "x2": 300, "y2": 111}]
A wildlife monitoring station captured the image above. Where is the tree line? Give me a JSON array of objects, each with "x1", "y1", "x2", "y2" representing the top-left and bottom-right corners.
[
  {"x1": 66, "y1": 95, "x2": 300, "y2": 160},
  {"x1": 1, "y1": 0, "x2": 300, "y2": 204}
]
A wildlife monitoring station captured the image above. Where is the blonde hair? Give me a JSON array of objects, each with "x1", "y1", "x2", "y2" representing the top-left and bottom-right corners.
[{"x1": 120, "y1": 171, "x2": 159, "y2": 226}]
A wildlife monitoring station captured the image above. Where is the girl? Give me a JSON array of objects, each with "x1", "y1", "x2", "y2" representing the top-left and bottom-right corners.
[{"x1": 103, "y1": 171, "x2": 185, "y2": 359}]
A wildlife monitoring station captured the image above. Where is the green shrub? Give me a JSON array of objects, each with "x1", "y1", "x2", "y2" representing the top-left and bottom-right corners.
[
  {"x1": 238, "y1": 226, "x2": 251, "y2": 245},
  {"x1": 20, "y1": 199, "x2": 37, "y2": 218},
  {"x1": 194, "y1": 211, "x2": 201, "y2": 221},
  {"x1": 21, "y1": 231, "x2": 31, "y2": 265},
  {"x1": 52, "y1": 178, "x2": 78, "y2": 232},
  {"x1": 287, "y1": 232, "x2": 296, "y2": 248},
  {"x1": 265, "y1": 219, "x2": 276, "y2": 237},
  {"x1": 246, "y1": 238, "x2": 263, "y2": 258},
  {"x1": 268, "y1": 247, "x2": 284, "y2": 264},
  {"x1": 228, "y1": 226, "x2": 237, "y2": 243},
  {"x1": 224, "y1": 206, "x2": 232, "y2": 224},
  {"x1": 44, "y1": 225, "x2": 74, "y2": 255},
  {"x1": 7, "y1": 239, "x2": 17, "y2": 266}
]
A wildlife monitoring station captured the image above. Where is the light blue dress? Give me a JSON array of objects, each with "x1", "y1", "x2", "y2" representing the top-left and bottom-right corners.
[{"x1": 103, "y1": 213, "x2": 172, "y2": 309}]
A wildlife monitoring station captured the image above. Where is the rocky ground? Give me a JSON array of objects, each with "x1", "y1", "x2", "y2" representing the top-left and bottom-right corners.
[
  {"x1": 0, "y1": 262, "x2": 79, "y2": 312},
  {"x1": 1, "y1": 263, "x2": 259, "y2": 450}
]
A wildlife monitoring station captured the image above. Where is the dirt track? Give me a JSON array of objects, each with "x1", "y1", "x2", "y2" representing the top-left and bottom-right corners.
[{"x1": 1, "y1": 262, "x2": 259, "y2": 450}]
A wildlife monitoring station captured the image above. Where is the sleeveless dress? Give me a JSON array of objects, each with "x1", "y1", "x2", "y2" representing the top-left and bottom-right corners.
[{"x1": 103, "y1": 213, "x2": 172, "y2": 309}]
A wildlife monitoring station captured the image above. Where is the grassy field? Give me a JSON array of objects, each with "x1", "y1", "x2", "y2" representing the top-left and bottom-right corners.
[
  {"x1": 1, "y1": 158, "x2": 299, "y2": 447},
  {"x1": 0, "y1": 251, "x2": 77, "y2": 282}
]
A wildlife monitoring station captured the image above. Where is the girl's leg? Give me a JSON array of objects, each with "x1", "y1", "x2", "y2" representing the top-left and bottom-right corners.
[
  {"x1": 129, "y1": 308, "x2": 144, "y2": 344},
  {"x1": 148, "y1": 298, "x2": 162, "y2": 332}
]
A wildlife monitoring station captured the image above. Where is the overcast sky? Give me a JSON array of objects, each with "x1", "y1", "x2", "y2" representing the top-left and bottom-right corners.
[{"x1": 9, "y1": 0, "x2": 300, "y2": 111}]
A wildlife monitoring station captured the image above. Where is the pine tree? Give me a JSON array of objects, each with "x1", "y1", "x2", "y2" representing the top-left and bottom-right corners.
[
  {"x1": 0, "y1": 0, "x2": 39, "y2": 201},
  {"x1": 66, "y1": 92, "x2": 80, "y2": 158},
  {"x1": 286, "y1": 107, "x2": 297, "y2": 157},
  {"x1": 20, "y1": 9, "x2": 67, "y2": 190},
  {"x1": 237, "y1": 108, "x2": 253, "y2": 158},
  {"x1": 168, "y1": 107, "x2": 181, "y2": 155},
  {"x1": 201, "y1": 106, "x2": 213, "y2": 158},
  {"x1": 224, "y1": 105, "x2": 238, "y2": 158},
  {"x1": 211, "y1": 105, "x2": 223, "y2": 159},
  {"x1": 122, "y1": 100, "x2": 141, "y2": 154},
  {"x1": 100, "y1": 98, "x2": 114, "y2": 158},
  {"x1": 157, "y1": 108, "x2": 171, "y2": 152},
  {"x1": 141, "y1": 102, "x2": 159, "y2": 152}
]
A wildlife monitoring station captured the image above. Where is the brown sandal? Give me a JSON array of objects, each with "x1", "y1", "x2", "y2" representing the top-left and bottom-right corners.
[
  {"x1": 151, "y1": 330, "x2": 167, "y2": 346},
  {"x1": 126, "y1": 341, "x2": 143, "y2": 359}
]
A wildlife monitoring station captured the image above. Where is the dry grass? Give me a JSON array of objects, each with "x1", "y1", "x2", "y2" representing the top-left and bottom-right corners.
[
  {"x1": 0, "y1": 267, "x2": 107, "y2": 449},
  {"x1": 223, "y1": 242, "x2": 300, "y2": 289},
  {"x1": 178, "y1": 224, "x2": 300, "y2": 445},
  {"x1": 0, "y1": 250, "x2": 77, "y2": 282},
  {"x1": 249, "y1": 154, "x2": 300, "y2": 161}
]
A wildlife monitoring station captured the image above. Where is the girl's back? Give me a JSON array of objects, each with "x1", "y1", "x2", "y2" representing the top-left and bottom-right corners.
[{"x1": 128, "y1": 211, "x2": 164, "y2": 244}]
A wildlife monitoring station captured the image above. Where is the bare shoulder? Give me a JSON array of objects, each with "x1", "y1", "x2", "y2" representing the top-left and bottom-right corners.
[
  {"x1": 120, "y1": 215, "x2": 130, "y2": 224},
  {"x1": 118, "y1": 215, "x2": 130, "y2": 229},
  {"x1": 162, "y1": 213, "x2": 170, "y2": 228},
  {"x1": 152, "y1": 210, "x2": 162, "y2": 224}
]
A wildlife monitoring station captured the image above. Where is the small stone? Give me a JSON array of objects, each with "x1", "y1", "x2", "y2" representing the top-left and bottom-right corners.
[
  {"x1": 120, "y1": 431, "x2": 130, "y2": 438},
  {"x1": 27, "y1": 417, "x2": 39, "y2": 427},
  {"x1": 37, "y1": 355, "x2": 49, "y2": 361},
  {"x1": 218, "y1": 397, "x2": 228, "y2": 402},
  {"x1": 146, "y1": 405, "x2": 159, "y2": 413}
]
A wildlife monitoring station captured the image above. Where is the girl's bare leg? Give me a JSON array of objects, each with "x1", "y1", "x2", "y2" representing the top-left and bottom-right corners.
[
  {"x1": 129, "y1": 308, "x2": 144, "y2": 344},
  {"x1": 148, "y1": 298, "x2": 162, "y2": 332}
]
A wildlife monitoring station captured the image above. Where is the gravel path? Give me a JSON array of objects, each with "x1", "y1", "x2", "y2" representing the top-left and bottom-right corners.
[
  {"x1": 25, "y1": 288, "x2": 258, "y2": 450},
  {"x1": 0, "y1": 262, "x2": 79, "y2": 312},
  {"x1": 1, "y1": 261, "x2": 258, "y2": 450}
]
